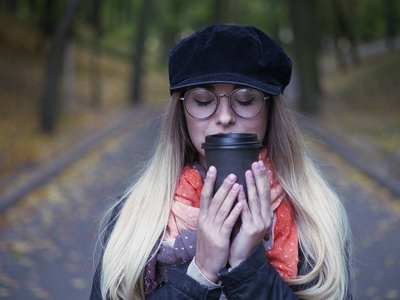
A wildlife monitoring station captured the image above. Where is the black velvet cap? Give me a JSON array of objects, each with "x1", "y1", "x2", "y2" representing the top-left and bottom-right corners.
[{"x1": 168, "y1": 24, "x2": 292, "y2": 95}]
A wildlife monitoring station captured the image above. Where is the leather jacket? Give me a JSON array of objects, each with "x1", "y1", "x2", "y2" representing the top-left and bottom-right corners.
[{"x1": 146, "y1": 244, "x2": 299, "y2": 299}]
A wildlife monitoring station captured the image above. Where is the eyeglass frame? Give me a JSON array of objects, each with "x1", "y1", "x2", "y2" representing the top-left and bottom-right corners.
[{"x1": 179, "y1": 87, "x2": 270, "y2": 120}]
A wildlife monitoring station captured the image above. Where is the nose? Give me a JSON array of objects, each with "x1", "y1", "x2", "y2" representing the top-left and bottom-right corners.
[{"x1": 214, "y1": 95, "x2": 236, "y2": 127}]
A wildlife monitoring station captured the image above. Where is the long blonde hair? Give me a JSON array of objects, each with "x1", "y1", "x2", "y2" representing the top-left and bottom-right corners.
[{"x1": 100, "y1": 92, "x2": 352, "y2": 299}]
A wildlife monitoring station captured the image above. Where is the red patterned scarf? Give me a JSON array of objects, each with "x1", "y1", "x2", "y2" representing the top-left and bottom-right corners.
[{"x1": 164, "y1": 148, "x2": 298, "y2": 280}]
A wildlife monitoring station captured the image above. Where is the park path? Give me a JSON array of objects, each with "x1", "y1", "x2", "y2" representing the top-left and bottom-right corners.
[
  {"x1": 309, "y1": 140, "x2": 400, "y2": 300},
  {"x1": 0, "y1": 107, "x2": 160, "y2": 299},
  {"x1": 0, "y1": 106, "x2": 399, "y2": 299}
]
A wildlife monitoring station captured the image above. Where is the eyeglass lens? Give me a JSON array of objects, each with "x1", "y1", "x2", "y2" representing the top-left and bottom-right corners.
[{"x1": 183, "y1": 88, "x2": 265, "y2": 119}]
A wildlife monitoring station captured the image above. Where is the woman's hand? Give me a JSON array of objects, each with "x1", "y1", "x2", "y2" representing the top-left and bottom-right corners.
[
  {"x1": 195, "y1": 166, "x2": 243, "y2": 283},
  {"x1": 228, "y1": 161, "x2": 273, "y2": 268}
]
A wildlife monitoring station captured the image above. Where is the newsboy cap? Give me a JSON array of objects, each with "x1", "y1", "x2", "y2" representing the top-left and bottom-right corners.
[{"x1": 168, "y1": 24, "x2": 292, "y2": 95}]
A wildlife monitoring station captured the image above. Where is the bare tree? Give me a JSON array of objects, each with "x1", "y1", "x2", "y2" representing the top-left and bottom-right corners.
[
  {"x1": 131, "y1": 0, "x2": 154, "y2": 105},
  {"x1": 5, "y1": 0, "x2": 18, "y2": 14},
  {"x1": 213, "y1": 0, "x2": 225, "y2": 24},
  {"x1": 90, "y1": 0, "x2": 103, "y2": 108},
  {"x1": 41, "y1": 0, "x2": 80, "y2": 132},
  {"x1": 330, "y1": 0, "x2": 359, "y2": 68},
  {"x1": 62, "y1": 39, "x2": 76, "y2": 112},
  {"x1": 288, "y1": 0, "x2": 320, "y2": 114},
  {"x1": 384, "y1": 0, "x2": 396, "y2": 50}
]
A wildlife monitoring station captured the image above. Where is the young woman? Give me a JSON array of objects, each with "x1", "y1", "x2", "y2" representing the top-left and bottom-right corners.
[{"x1": 90, "y1": 24, "x2": 353, "y2": 299}]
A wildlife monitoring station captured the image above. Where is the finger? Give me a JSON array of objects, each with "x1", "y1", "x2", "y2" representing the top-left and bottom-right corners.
[
  {"x1": 251, "y1": 161, "x2": 269, "y2": 192},
  {"x1": 199, "y1": 166, "x2": 217, "y2": 214},
  {"x1": 252, "y1": 161, "x2": 273, "y2": 220},
  {"x1": 215, "y1": 183, "x2": 240, "y2": 223},
  {"x1": 220, "y1": 201, "x2": 243, "y2": 237},
  {"x1": 245, "y1": 167, "x2": 259, "y2": 213},
  {"x1": 237, "y1": 185, "x2": 251, "y2": 222},
  {"x1": 209, "y1": 173, "x2": 237, "y2": 212}
]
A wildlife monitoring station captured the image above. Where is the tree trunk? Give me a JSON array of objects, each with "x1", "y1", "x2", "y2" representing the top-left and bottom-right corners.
[
  {"x1": 384, "y1": 0, "x2": 396, "y2": 50},
  {"x1": 36, "y1": 0, "x2": 56, "y2": 53},
  {"x1": 41, "y1": 0, "x2": 80, "y2": 132},
  {"x1": 333, "y1": 34, "x2": 347, "y2": 70},
  {"x1": 90, "y1": 0, "x2": 102, "y2": 108},
  {"x1": 29, "y1": 0, "x2": 38, "y2": 14},
  {"x1": 6, "y1": 0, "x2": 18, "y2": 14},
  {"x1": 131, "y1": 0, "x2": 154, "y2": 105},
  {"x1": 346, "y1": 1, "x2": 359, "y2": 65},
  {"x1": 62, "y1": 39, "x2": 76, "y2": 112},
  {"x1": 213, "y1": 0, "x2": 225, "y2": 24},
  {"x1": 288, "y1": 0, "x2": 320, "y2": 114},
  {"x1": 39, "y1": 0, "x2": 56, "y2": 37},
  {"x1": 330, "y1": 0, "x2": 359, "y2": 67}
]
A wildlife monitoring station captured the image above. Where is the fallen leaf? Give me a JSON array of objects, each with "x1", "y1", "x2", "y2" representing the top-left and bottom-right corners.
[
  {"x1": 71, "y1": 278, "x2": 86, "y2": 290},
  {"x1": 385, "y1": 289, "x2": 399, "y2": 299},
  {"x1": 0, "y1": 287, "x2": 12, "y2": 297}
]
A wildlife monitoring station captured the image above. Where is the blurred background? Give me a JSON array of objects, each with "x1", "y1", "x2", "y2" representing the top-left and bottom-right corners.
[{"x1": 0, "y1": 0, "x2": 399, "y2": 299}]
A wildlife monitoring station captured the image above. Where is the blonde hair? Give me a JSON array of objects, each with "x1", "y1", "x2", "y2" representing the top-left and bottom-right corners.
[{"x1": 100, "y1": 93, "x2": 352, "y2": 299}]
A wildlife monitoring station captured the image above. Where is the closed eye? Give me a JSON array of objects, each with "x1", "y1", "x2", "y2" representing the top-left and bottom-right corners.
[
  {"x1": 194, "y1": 99, "x2": 214, "y2": 106},
  {"x1": 236, "y1": 97, "x2": 255, "y2": 106}
]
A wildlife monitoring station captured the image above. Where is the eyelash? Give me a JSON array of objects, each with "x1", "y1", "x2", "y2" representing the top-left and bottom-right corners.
[
  {"x1": 236, "y1": 98, "x2": 255, "y2": 106},
  {"x1": 194, "y1": 99, "x2": 213, "y2": 106}
]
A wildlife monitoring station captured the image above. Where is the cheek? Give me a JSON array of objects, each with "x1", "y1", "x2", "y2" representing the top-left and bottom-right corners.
[
  {"x1": 185, "y1": 115, "x2": 205, "y2": 154},
  {"x1": 252, "y1": 108, "x2": 269, "y2": 141},
  {"x1": 257, "y1": 120, "x2": 268, "y2": 141}
]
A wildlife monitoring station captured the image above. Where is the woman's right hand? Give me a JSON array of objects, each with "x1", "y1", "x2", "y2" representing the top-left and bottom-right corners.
[{"x1": 194, "y1": 166, "x2": 243, "y2": 283}]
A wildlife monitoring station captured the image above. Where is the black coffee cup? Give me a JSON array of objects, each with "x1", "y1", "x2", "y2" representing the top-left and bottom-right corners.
[{"x1": 201, "y1": 133, "x2": 262, "y2": 198}]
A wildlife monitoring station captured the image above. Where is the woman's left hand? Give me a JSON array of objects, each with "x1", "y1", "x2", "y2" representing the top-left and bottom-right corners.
[{"x1": 228, "y1": 161, "x2": 273, "y2": 268}]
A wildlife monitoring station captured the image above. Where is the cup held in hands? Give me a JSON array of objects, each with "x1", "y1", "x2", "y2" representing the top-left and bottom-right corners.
[{"x1": 202, "y1": 133, "x2": 262, "y2": 198}]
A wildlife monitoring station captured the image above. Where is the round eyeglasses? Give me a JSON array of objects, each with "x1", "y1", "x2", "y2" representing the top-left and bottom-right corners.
[{"x1": 180, "y1": 87, "x2": 270, "y2": 119}]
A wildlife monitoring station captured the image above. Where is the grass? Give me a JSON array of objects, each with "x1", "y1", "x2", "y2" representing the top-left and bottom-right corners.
[{"x1": 318, "y1": 48, "x2": 400, "y2": 178}]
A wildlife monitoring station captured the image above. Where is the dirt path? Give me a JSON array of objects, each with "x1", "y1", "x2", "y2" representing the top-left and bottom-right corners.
[
  {"x1": 313, "y1": 142, "x2": 400, "y2": 299},
  {"x1": 0, "y1": 107, "x2": 160, "y2": 299}
]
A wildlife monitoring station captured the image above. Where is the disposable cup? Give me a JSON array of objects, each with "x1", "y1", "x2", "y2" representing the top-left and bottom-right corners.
[{"x1": 201, "y1": 133, "x2": 262, "y2": 198}]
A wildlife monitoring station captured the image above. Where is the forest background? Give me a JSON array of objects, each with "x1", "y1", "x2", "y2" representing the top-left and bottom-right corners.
[
  {"x1": 0, "y1": 1, "x2": 400, "y2": 299},
  {"x1": 0, "y1": 0, "x2": 399, "y2": 201}
]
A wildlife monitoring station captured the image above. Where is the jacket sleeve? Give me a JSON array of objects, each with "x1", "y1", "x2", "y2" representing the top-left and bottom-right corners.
[
  {"x1": 148, "y1": 244, "x2": 299, "y2": 300},
  {"x1": 218, "y1": 244, "x2": 300, "y2": 300},
  {"x1": 147, "y1": 261, "x2": 221, "y2": 300},
  {"x1": 89, "y1": 260, "x2": 103, "y2": 300}
]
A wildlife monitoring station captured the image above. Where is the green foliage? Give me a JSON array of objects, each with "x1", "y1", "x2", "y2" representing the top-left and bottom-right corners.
[
  {"x1": 3, "y1": 0, "x2": 398, "y2": 58},
  {"x1": 354, "y1": 0, "x2": 385, "y2": 41},
  {"x1": 237, "y1": 0, "x2": 290, "y2": 42}
]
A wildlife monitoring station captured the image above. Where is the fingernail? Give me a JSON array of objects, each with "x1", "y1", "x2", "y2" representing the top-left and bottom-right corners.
[
  {"x1": 232, "y1": 183, "x2": 239, "y2": 191},
  {"x1": 258, "y1": 161, "x2": 265, "y2": 170},
  {"x1": 207, "y1": 166, "x2": 216, "y2": 176},
  {"x1": 246, "y1": 170, "x2": 254, "y2": 179},
  {"x1": 253, "y1": 161, "x2": 260, "y2": 170},
  {"x1": 227, "y1": 174, "x2": 236, "y2": 183}
]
